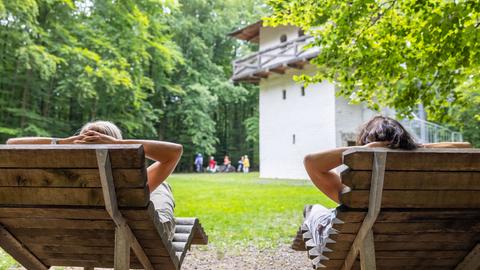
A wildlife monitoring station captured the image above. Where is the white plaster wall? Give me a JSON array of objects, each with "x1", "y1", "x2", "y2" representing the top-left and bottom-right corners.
[
  {"x1": 259, "y1": 65, "x2": 336, "y2": 179},
  {"x1": 335, "y1": 98, "x2": 397, "y2": 147},
  {"x1": 259, "y1": 25, "x2": 302, "y2": 50},
  {"x1": 334, "y1": 97, "x2": 376, "y2": 147}
]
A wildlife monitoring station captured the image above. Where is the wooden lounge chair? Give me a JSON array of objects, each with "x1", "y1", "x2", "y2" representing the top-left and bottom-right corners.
[
  {"x1": 292, "y1": 148, "x2": 480, "y2": 270},
  {"x1": 0, "y1": 145, "x2": 208, "y2": 270}
]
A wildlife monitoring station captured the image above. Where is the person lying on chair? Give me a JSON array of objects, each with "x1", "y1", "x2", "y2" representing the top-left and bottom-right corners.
[
  {"x1": 7, "y1": 120, "x2": 182, "y2": 241},
  {"x1": 303, "y1": 115, "x2": 472, "y2": 253}
]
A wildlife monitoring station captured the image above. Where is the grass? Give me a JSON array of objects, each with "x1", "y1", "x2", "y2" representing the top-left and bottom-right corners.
[
  {"x1": 0, "y1": 172, "x2": 335, "y2": 268},
  {"x1": 169, "y1": 172, "x2": 335, "y2": 249}
]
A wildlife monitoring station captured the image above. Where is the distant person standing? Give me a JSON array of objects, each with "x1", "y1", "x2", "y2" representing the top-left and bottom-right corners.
[
  {"x1": 194, "y1": 153, "x2": 203, "y2": 172},
  {"x1": 223, "y1": 155, "x2": 232, "y2": 172},
  {"x1": 237, "y1": 156, "x2": 244, "y2": 172},
  {"x1": 243, "y1": 155, "x2": 250, "y2": 173},
  {"x1": 207, "y1": 156, "x2": 217, "y2": 173}
]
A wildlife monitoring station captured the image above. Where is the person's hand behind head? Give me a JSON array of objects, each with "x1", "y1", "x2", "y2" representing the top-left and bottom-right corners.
[
  {"x1": 74, "y1": 130, "x2": 120, "y2": 144},
  {"x1": 59, "y1": 135, "x2": 86, "y2": 144}
]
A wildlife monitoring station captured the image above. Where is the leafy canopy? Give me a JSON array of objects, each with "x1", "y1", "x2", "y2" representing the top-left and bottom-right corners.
[{"x1": 266, "y1": 0, "x2": 480, "y2": 122}]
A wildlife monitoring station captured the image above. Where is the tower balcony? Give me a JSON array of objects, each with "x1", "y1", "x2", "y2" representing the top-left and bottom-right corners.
[{"x1": 231, "y1": 35, "x2": 319, "y2": 84}]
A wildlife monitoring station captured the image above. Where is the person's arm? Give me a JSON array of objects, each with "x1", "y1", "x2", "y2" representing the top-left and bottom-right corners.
[
  {"x1": 304, "y1": 141, "x2": 389, "y2": 203},
  {"x1": 79, "y1": 130, "x2": 182, "y2": 192},
  {"x1": 304, "y1": 147, "x2": 349, "y2": 203},
  {"x1": 6, "y1": 135, "x2": 85, "y2": 145},
  {"x1": 422, "y1": 142, "x2": 472, "y2": 148}
]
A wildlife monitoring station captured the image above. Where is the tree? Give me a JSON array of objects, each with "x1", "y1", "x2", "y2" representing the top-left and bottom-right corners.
[
  {"x1": 266, "y1": 0, "x2": 480, "y2": 145},
  {"x1": 162, "y1": 0, "x2": 265, "y2": 170},
  {"x1": 0, "y1": 0, "x2": 180, "y2": 139},
  {"x1": 0, "y1": 0, "x2": 265, "y2": 170}
]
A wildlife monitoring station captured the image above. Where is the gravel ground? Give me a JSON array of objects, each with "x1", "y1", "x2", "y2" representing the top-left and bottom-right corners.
[
  {"x1": 11, "y1": 245, "x2": 312, "y2": 270},
  {"x1": 181, "y1": 245, "x2": 312, "y2": 270}
]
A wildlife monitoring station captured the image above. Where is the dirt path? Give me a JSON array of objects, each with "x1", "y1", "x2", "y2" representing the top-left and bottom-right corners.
[{"x1": 182, "y1": 244, "x2": 312, "y2": 270}]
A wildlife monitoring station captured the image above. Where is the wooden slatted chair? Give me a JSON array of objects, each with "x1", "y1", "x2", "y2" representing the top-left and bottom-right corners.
[
  {"x1": 292, "y1": 148, "x2": 480, "y2": 270},
  {"x1": 0, "y1": 145, "x2": 208, "y2": 270}
]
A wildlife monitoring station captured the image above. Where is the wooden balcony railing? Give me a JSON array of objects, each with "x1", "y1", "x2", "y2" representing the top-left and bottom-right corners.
[{"x1": 231, "y1": 35, "x2": 320, "y2": 83}]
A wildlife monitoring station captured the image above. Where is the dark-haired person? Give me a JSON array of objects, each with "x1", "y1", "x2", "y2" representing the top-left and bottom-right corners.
[
  {"x1": 302, "y1": 115, "x2": 472, "y2": 253},
  {"x1": 7, "y1": 120, "x2": 182, "y2": 241}
]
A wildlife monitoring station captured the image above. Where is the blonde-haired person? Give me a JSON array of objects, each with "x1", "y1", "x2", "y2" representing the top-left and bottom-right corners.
[{"x1": 7, "y1": 120, "x2": 182, "y2": 240}]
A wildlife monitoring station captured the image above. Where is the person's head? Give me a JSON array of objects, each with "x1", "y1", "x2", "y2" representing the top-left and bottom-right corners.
[
  {"x1": 356, "y1": 116, "x2": 418, "y2": 150},
  {"x1": 245, "y1": 155, "x2": 248, "y2": 159},
  {"x1": 210, "y1": 156, "x2": 214, "y2": 160},
  {"x1": 79, "y1": 121, "x2": 122, "y2": 140}
]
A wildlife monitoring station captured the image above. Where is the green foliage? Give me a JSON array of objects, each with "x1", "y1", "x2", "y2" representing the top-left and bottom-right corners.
[
  {"x1": 0, "y1": 0, "x2": 265, "y2": 169},
  {"x1": 0, "y1": 0, "x2": 179, "y2": 139},
  {"x1": 266, "y1": 0, "x2": 480, "y2": 144},
  {"x1": 0, "y1": 248, "x2": 18, "y2": 270},
  {"x1": 162, "y1": 0, "x2": 265, "y2": 169}
]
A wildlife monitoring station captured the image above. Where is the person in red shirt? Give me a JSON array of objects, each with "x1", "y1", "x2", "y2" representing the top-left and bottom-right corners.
[{"x1": 207, "y1": 156, "x2": 217, "y2": 173}]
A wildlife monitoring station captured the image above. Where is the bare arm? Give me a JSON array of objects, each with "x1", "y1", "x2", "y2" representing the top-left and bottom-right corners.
[
  {"x1": 304, "y1": 147, "x2": 349, "y2": 203},
  {"x1": 6, "y1": 135, "x2": 85, "y2": 145},
  {"x1": 422, "y1": 142, "x2": 472, "y2": 148},
  {"x1": 121, "y1": 139, "x2": 182, "y2": 192},
  {"x1": 79, "y1": 131, "x2": 182, "y2": 192},
  {"x1": 304, "y1": 142, "x2": 389, "y2": 203}
]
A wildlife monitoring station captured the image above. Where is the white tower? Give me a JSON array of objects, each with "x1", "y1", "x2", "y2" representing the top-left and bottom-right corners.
[{"x1": 229, "y1": 21, "x2": 461, "y2": 179}]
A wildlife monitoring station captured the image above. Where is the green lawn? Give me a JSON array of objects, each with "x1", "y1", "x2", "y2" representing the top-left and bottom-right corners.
[
  {"x1": 0, "y1": 172, "x2": 335, "y2": 268},
  {"x1": 169, "y1": 172, "x2": 335, "y2": 249}
]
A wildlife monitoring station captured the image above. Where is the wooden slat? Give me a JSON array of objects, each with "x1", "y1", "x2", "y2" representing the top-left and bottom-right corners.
[
  {"x1": 16, "y1": 234, "x2": 165, "y2": 249},
  {"x1": 333, "y1": 221, "x2": 480, "y2": 234},
  {"x1": 0, "y1": 218, "x2": 154, "y2": 230},
  {"x1": 320, "y1": 250, "x2": 468, "y2": 260},
  {"x1": 35, "y1": 252, "x2": 174, "y2": 264},
  {"x1": 455, "y1": 244, "x2": 480, "y2": 270},
  {"x1": 0, "y1": 145, "x2": 145, "y2": 168},
  {"x1": 0, "y1": 187, "x2": 149, "y2": 207},
  {"x1": 28, "y1": 244, "x2": 167, "y2": 256},
  {"x1": 342, "y1": 171, "x2": 480, "y2": 190},
  {"x1": 336, "y1": 210, "x2": 480, "y2": 223},
  {"x1": 0, "y1": 168, "x2": 145, "y2": 188},
  {"x1": 341, "y1": 190, "x2": 480, "y2": 208},
  {"x1": 331, "y1": 232, "x2": 480, "y2": 243},
  {"x1": 324, "y1": 258, "x2": 460, "y2": 268},
  {"x1": 9, "y1": 228, "x2": 163, "y2": 241},
  {"x1": 0, "y1": 207, "x2": 150, "y2": 220},
  {"x1": 42, "y1": 259, "x2": 177, "y2": 270},
  {"x1": 0, "y1": 225, "x2": 49, "y2": 270},
  {"x1": 327, "y1": 241, "x2": 473, "y2": 252},
  {"x1": 343, "y1": 148, "x2": 480, "y2": 171}
]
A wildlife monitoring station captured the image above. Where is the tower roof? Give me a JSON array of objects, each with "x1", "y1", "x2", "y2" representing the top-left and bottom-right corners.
[{"x1": 228, "y1": 20, "x2": 262, "y2": 43}]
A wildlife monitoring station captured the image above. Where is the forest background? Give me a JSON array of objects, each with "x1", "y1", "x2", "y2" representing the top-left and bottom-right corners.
[
  {"x1": 1, "y1": 0, "x2": 479, "y2": 172},
  {"x1": 0, "y1": 0, "x2": 266, "y2": 171}
]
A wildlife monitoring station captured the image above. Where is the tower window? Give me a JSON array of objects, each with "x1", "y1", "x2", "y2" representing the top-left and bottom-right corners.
[
  {"x1": 282, "y1": 90, "x2": 286, "y2": 100},
  {"x1": 293, "y1": 134, "x2": 296, "y2": 144},
  {"x1": 301, "y1": 86, "x2": 305, "y2": 96},
  {"x1": 298, "y1": 29, "x2": 305, "y2": 37},
  {"x1": 280, "y1": 34, "x2": 287, "y2": 43}
]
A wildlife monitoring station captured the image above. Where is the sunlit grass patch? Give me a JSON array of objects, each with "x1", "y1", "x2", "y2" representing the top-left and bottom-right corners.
[{"x1": 169, "y1": 172, "x2": 335, "y2": 249}]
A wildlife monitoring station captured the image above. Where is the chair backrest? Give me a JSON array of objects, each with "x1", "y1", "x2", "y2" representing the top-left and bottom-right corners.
[
  {"x1": 0, "y1": 144, "x2": 148, "y2": 208},
  {"x1": 341, "y1": 148, "x2": 480, "y2": 209},
  {"x1": 0, "y1": 145, "x2": 186, "y2": 270}
]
